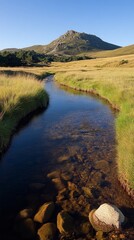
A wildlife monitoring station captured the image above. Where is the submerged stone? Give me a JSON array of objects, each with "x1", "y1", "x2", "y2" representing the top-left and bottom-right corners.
[
  {"x1": 67, "y1": 181, "x2": 78, "y2": 191},
  {"x1": 18, "y1": 218, "x2": 36, "y2": 239},
  {"x1": 94, "y1": 160, "x2": 110, "y2": 173},
  {"x1": 70, "y1": 190, "x2": 80, "y2": 199},
  {"x1": 82, "y1": 187, "x2": 92, "y2": 198},
  {"x1": 80, "y1": 221, "x2": 92, "y2": 235},
  {"x1": 57, "y1": 210, "x2": 74, "y2": 234},
  {"x1": 96, "y1": 230, "x2": 103, "y2": 240},
  {"x1": 34, "y1": 202, "x2": 55, "y2": 223},
  {"x1": 57, "y1": 188, "x2": 69, "y2": 201},
  {"x1": 18, "y1": 208, "x2": 33, "y2": 219},
  {"x1": 47, "y1": 170, "x2": 60, "y2": 179},
  {"x1": 61, "y1": 171, "x2": 73, "y2": 181},
  {"x1": 52, "y1": 178, "x2": 65, "y2": 190},
  {"x1": 37, "y1": 223, "x2": 57, "y2": 240},
  {"x1": 58, "y1": 155, "x2": 69, "y2": 162}
]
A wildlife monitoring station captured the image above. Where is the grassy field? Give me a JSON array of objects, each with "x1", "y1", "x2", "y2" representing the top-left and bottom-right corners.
[
  {"x1": 0, "y1": 54, "x2": 134, "y2": 193},
  {"x1": 0, "y1": 74, "x2": 48, "y2": 152},
  {"x1": 87, "y1": 44, "x2": 134, "y2": 58}
]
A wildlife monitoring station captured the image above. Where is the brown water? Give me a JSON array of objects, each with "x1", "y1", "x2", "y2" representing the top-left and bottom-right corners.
[{"x1": 0, "y1": 76, "x2": 133, "y2": 239}]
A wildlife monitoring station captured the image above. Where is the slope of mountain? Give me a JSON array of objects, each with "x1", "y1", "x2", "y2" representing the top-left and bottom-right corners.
[
  {"x1": 88, "y1": 44, "x2": 134, "y2": 58},
  {"x1": 23, "y1": 45, "x2": 45, "y2": 53},
  {"x1": 1, "y1": 30, "x2": 120, "y2": 55},
  {"x1": 34, "y1": 30, "x2": 120, "y2": 55}
]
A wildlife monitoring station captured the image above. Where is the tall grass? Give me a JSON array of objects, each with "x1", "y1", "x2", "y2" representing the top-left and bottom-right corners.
[
  {"x1": 0, "y1": 74, "x2": 48, "y2": 152},
  {"x1": 55, "y1": 69, "x2": 134, "y2": 190}
]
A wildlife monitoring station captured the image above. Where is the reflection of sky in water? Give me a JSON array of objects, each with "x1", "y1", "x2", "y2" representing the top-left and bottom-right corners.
[{"x1": 43, "y1": 81, "x2": 115, "y2": 142}]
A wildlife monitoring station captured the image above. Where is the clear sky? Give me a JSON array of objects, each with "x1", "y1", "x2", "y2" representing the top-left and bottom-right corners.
[{"x1": 0, "y1": 0, "x2": 134, "y2": 50}]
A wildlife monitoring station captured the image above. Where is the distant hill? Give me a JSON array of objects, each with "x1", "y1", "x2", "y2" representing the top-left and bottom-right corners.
[
  {"x1": 1, "y1": 48, "x2": 19, "y2": 52},
  {"x1": 88, "y1": 44, "x2": 134, "y2": 58},
  {"x1": 1, "y1": 30, "x2": 120, "y2": 55},
  {"x1": 23, "y1": 45, "x2": 45, "y2": 53}
]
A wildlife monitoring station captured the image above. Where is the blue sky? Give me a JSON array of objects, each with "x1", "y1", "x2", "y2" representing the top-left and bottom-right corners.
[{"x1": 0, "y1": 0, "x2": 134, "y2": 50}]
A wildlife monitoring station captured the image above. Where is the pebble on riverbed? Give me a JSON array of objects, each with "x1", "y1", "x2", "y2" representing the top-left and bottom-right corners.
[
  {"x1": 34, "y1": 202, "x2": 55, "y2": 223},
  {"x1": 16, "y1": 218, "x2": 36, "y2": 240},
  {"x1": 16, "y1": 199, "x2": 128, "y2": 240},
  {"x1": 37, "y1": 223, "x2": 57, "y2": 240},
  {"x1": 57, "y1": 210, "x2": 74, "y2": 234},
  {"x1": 17, "y1": 208, "x2": 33, "y2": 219}
]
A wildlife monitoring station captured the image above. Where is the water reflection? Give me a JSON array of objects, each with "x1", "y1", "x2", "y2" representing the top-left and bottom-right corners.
[{"x1": 0, "y1": 76, "x2": 133, "y2": 239}]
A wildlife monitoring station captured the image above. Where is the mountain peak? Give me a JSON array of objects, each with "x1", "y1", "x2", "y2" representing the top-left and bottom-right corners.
[
  {"x1": 42, "y1": 30, "x2": 120, "y2": 55},
  {"x1": 60, "y1": 30, "x2": 80, "y2": 40},
  {"x1": 65, "y1": 30, "x2": 78, "y2": 35}
]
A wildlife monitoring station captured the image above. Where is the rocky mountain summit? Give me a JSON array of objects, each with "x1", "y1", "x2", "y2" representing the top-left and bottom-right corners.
[{"x1": 39, "y1": 30, "x2": 120, "y2": 55}]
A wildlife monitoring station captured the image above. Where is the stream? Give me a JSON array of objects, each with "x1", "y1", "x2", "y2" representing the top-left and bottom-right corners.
[{"x1": 0, "y1": 76, "x2": 133, "y2": 239}]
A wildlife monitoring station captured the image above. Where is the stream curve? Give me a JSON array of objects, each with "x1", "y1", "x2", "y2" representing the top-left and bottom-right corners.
[{"x1": 0, "y1": 76, "x2": 133, "y2": 239}]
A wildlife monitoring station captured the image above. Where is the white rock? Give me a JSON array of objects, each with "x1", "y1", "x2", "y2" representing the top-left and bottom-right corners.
[{"x1": 94, "y1": 203, "x2": 125, "y2": 229}]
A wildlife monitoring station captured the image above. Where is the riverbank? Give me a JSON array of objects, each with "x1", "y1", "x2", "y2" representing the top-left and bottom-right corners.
[
  {"x1": 0, "y1": 73, "x2": 48, "y2": 153},
  {"x1": 54, "y1": 69, "x2": 134, "y2": 199}
]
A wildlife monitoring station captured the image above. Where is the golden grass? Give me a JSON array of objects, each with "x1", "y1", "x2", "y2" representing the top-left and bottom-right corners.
[
  {"x1": 54, "y1": 68, "x2": 134, "y2": 189},
  {"x1": 0, "y1": 53, "x2": 134, "y2": 74},
  {"x1": 0, "y1": 74, "x2": 48, "y2": 152},
  {"x1": 88, "y1": 45, "x2": 134, "y2": 58}
]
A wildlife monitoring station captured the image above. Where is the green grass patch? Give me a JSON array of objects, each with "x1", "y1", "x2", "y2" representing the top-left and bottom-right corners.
[
  {"x1": 55, "y1": 70, "x2": 134, "y2": 189},
  {"x1": 0, "y1": 74, "x2": 48, "y2": 152}
]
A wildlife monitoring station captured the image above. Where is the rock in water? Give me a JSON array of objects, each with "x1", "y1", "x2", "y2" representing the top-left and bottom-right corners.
[
  {"x1": 37, "y1": 223, "x2": 57, "y2": 240},
  {"x1": 89, "y1": 203, "x2": 125, "y2": 232},
  {"x1": 34, "y1": 202, "x2": 55, "y2": 223},
  {"x1": 52, "y1": 178, "x2": 65, "y2": 191},
  {"x1": 18, "y1": 218, "x2": 36, "y2": 239},
  {"x1": 57, "y1": 210, "x2": 74, "y2": 234},
  {"x1": 95, "y1": 203, "x2": 125, "y2": 228},
  {"x1": 18, "y1": 208, "x2": 33, "y2": 219}
]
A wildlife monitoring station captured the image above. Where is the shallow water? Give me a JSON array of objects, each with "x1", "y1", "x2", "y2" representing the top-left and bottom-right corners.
[{"x1": 0, "y1": 76, "x2": 133, "y2": 239}]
